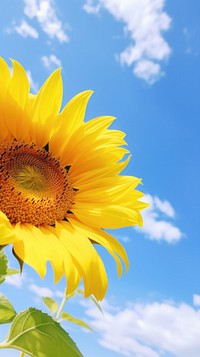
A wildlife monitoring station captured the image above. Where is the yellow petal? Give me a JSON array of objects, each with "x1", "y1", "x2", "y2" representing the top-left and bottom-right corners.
[
  {"x1": 57, "y1": 116, "x2": 118, "y2": 168},
  {"x1": 9, "y1": 59, "x2": 30, "y2": 108},
  {"x1": 75, "y1": 176, "x2": 142, "y2": 195},
  {"x1": 56, "y1": 221, "x2": 108, "y2": 300},
  {"x1": 0, "y1": 57, "x2": 11, "y2": 91},
  {"x1": 0, "y1": 211, "x2": 18, "y2": 245},
  {"x1": 0, "y1": 108, "x2": 10, "y2": 141},
  {"x1": 0, "y1": 59, "x2": 12, "y2": 140},
  {"x1": 72, "y1": 203, "x2": 143, "y2": 228},
  {"x1": 13, "y1": 223, "x2": 47, "y2": 278},
  {"x1": 30, "y1": 68, "x2": 63, "y2": 147},
  {"x1": 40, "y1": 225, "x2": 81, "y2": 293},
  {"x1": 60, "y1": 90, "x2": 93, "y2": 133},
  {"x1": 4, "y1": 60, "x2": 31, "y2": 140},
  {"x1": 13, "y1": 223, "x2": 81, "y2": 294},
  {"x1": 72, "y1": 156, "x2": 131, "y2": 186},
  {"x1": 64, "y1": 116, "x2": 116, "y2": 160},
  {"x1": 50, "y1": 90, "x2": 93, "y2": 161},
  {"x1": 77, "y1": 115, "x2": 115, "y2": 135},
  {"x1": 70, "y1": 147, "x2": 129, "y2": 177},
  {"x1": 69, "y1": 217, "x2": 129, "y2": 276}
]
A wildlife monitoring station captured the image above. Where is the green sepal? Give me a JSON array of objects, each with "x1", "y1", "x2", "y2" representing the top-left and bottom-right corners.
[
  {"x1": 62, "y1": 312, "x2": 93, "y2": 331},
  {"x1": 42, "y1": 297, "x2": 58, "y2": 314}
]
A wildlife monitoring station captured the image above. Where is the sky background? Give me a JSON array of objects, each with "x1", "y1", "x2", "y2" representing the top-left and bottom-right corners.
[{"x1": 0, "y1": 1, "x2": 200, "y2": 356}]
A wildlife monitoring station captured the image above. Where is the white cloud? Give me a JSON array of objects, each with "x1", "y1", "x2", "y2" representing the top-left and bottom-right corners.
[
  {"x1": 23, "y1": 0, "x2": 69, "y2": 43},
  {"x1": 138, "y1": 194, "x2": 183, "y2": 243},
  {"x1": 84, "y1": 298, "x2": 200, "y2": 357},
  {"x1": 24, "y1": 0, "x2": 38, "y2": 17},
  {"x1": 29, "y1": 283, "x2": 54, "y2": 297},
  {"x1": 193, "y1": 294, "x2": 200, "y2": 307},
  {"x1": 6, "y1": 274, "x2": 24, "y2": 288},
  {"x1": 26, "y1": 70, "x2": 39, "y2": 93},
  {"x1": 28, "y1": 283, "x2": 63, "y2": 299},
  {"x1": 83, "y1": 0, "x2": 172, "y2": 83},
  {"x1": 55, "y1": 290, "x2": 64, "y2": 298},
  {"x1": 15, "y1": 20, "x2": 39, "y2": 38},
  {"x1": 153, "y1": 196, "x2": 175, "y2": 218},
  {"x1": 183, "y1": 27, "x2": 199, "y2": 56},
  {"x1": 41, "y1": 54, "x2": 62, "y2": 69},
  {"x1": 117, "y1": 235, "x2": 131, "y2": 243},
  {"x1": 133, "y1": 60, "x2": 163, "y2": 84},
  {"x1": 83, "y1": 0, "x2": 101, "y2": 14}
]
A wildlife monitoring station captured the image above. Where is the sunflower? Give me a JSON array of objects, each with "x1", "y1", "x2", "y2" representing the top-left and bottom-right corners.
[{"x1": 0, "y1": 58, "x2": 147, "y2": 300}]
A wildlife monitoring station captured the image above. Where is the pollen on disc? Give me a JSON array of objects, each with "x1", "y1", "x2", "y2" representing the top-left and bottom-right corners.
[{"x1": 0, "y1": 140, "x2": 75, "y2": 226}]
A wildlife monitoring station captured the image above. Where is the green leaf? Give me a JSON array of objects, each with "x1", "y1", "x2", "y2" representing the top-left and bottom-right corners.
[
  {"x1": 61, "y1": 312, "x2": 93, "y2": 331},
  {"x1": 42, "y1": 297, "x2": 58, "y2": 314},
  {"x1": 6, "y1": 268, "x2": 20, "y2": 276},
  {"x1": 0, "y1": 249, "x2": 8, "y2": 285},
  {"x1": 2, "y1": 308, "x2": 84, "y2": 357},
  {"x1": 0, "y1": 293, "x2": 16, "y2": 324}
]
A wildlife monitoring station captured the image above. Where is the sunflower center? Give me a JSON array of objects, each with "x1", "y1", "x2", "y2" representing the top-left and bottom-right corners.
[
  {"x1": 0, "y1": 140, "x2": 75, "y2": 226},
  {"x1": 16, "y1": 165, "x2": 46, "y2": 192}
]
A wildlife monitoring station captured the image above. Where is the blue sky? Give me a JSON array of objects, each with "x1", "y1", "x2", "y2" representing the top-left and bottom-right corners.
[{"x1": 0, "y1": 1, "x2": 200, "y2": 356}]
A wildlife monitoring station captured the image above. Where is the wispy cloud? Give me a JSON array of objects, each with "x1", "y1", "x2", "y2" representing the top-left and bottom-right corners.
[
  {"x1": 28, "y1": 283, "x2": 63, "y2": 299},
  {"x1": 5, "y1": 274, "x2": 24, "y2": 288},
  {"x1": 15, "y1": 20, "x2": 39, "y2": 38},
  {"x1": 137, "y1": 194, "x2": 183, "y2": 243},
  {"x1": 83, "y1": 1, "x2": 101, "y2": 14},
  {"x1": 183, "y1": 27, "x2": 199, "y2": 56},
  {"x1": 41, "y1": 54, "x2": 62, "y2": 70},
  {"x1": 133, "y1": 60, "x2": 163, "y2": 84},
  {"x1": 54, "y1": 290, "x2": 64, "y2": 298},
  {"x1": 23, "y1": 0, "x2": 69, "y2": 43},
  {"x1": 29, "y1": 283, "x2": 54, "y2": 297},
  {"x1": 84, "y1": 298, "x2": 200, "y2": 357},
  {"x1": 116, "y1": 235, "x2": 131, "y2": 243},
  {"x1": 83, "y1": 0, "x2": 172, "y2": 83}
]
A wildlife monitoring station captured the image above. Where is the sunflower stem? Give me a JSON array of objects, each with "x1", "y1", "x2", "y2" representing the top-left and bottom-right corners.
[
  {"x1": 19, "y1": 352, "x2": 25, "y2": 357},
  {"x1": 55, "y1": 293, "x2": 68, "y2": 321},
  {"x1": 0, "y1": 343, "x2": 7, "y2": 349}
]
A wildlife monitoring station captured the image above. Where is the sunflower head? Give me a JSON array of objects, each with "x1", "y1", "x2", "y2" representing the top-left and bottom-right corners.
[{"x1": 0, "y1": 58, "x2": 148, "y2": 300}]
